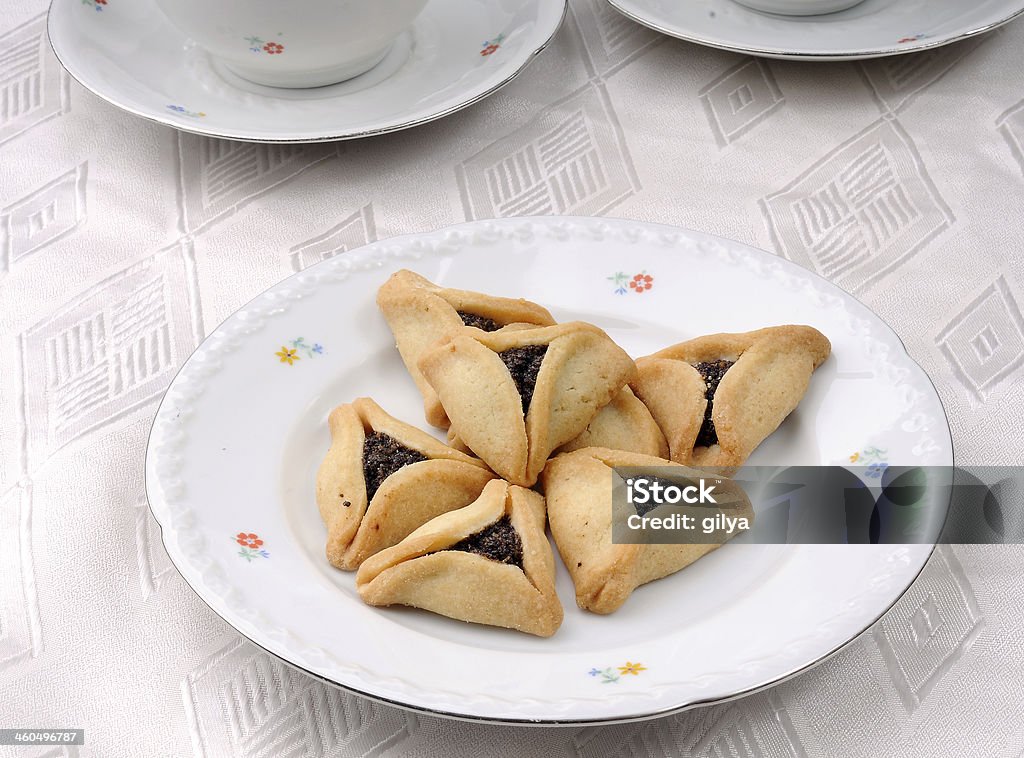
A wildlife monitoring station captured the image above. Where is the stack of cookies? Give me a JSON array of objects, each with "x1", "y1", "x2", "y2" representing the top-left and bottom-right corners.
[{"x1": 316, "y1": 270, "x2": 831, "y2": 636}]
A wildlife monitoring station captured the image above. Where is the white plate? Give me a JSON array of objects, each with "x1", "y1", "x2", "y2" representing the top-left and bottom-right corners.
[
  {"x1": 47, "y1": 0, "x2": 565, "y2": 142},
  {"x1": 606, "y1": 0, "x2": 1024, "y2": 60},
  {"x1": 146, "y1": 217, "x2": 952, "y2": 724}
]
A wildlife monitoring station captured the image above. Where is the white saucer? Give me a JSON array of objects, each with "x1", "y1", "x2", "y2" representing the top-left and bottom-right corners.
[
  {"x1": 47, "y1": 0, "x2": 566, "y2": 142},
  {"x1": 606, "y1": 0, "x2": 1024, "y2": 60}
]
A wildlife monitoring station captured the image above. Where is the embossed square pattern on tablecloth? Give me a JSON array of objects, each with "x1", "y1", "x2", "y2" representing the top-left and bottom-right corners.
[{"x1": 1, "y1": 0, "x2": 1023, "y2": 755}]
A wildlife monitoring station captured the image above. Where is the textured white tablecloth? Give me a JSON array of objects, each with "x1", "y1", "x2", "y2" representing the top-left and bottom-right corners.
[{"x1": 2, "y1": 0, "x2": 1023, "y2": 755}]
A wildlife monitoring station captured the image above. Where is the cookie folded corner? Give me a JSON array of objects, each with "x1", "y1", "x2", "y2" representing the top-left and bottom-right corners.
[{"x1": 356, "y1": 479, "x2": 563, "y2": 637}]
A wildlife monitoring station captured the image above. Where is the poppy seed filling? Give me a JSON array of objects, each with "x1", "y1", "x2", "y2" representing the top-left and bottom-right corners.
[
  {"x1": 693, "y1": 360, "x2": 735, "y2": 448},
  {"x1": 457, "y1": 310, "x2": 501, "y2": 332},
  {"x1": 362, "y1": 432, "x2": 428, "y2": 501},
  {"x1": 498, "y1": 345, "x2": 548, "y2": 414},
  {"x1": 450, "y1": 516, "x2": 523, "y2": 568}
]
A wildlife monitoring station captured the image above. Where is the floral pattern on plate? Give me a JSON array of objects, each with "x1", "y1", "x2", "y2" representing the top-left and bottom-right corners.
[
  {"x1": 608, "y1": 271, "x2": 654, "y2": 295},
  {"x1": 167, "y1": 105, "x2": 206, "y2": 118},
  {"x1": 276, "y1": 337, "x2": 324, "y2": 365},
  {"x1": 588, "y1": 662, "x2": 647, "y2": 683},
  {"x1": 246, "y1": 35, "x2": 286, "y2": 55},
  {"x1": 235, "y1": 533, "x2": 270, "y2": 561},
  {"x1": 850, "y1": 446, "x2": 889, "y2": 479},
  {"x1": 480, "y1": 33, "x2": 506, "y2": 56}
]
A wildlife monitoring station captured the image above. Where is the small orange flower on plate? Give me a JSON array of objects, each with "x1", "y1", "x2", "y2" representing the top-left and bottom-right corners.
[
  {"x1": 629, "y1": 273, "x2": 653, "y2": 293},
  {"x1": 236, "y1": 532, "x2": 262, "y2": 548}
]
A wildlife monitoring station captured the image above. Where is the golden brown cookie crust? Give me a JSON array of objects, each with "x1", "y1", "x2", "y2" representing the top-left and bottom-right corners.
[
  {"x1": 542, "y1": 447, "x2": 754, "y2": 615},
  {"x1": 631, "y1": 325, "x2": 830, "y2": 468},
  {"x1": 356, "y1": 479, "x2": 563, "y2": 637},
  {"x1": 417, "y1": 321, "x2": 637, "y2": 486},
  {"x1": 557, "y1": 386, "x2": 668, "y2": 458},
  {"x1": 315, "y1": 397, "x2": 494, "y2": 571},
  {"x1": 376, "y1": 270, "x2": 555, "y2": 429}
]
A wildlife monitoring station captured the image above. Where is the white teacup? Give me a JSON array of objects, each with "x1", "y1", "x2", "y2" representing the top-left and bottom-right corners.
[
  {"x1": 157, "y1": 0, "x2": 428, "y2": 88},
  {"x1": 732, "y1": 0, "x2": 866, "y2": 14}
]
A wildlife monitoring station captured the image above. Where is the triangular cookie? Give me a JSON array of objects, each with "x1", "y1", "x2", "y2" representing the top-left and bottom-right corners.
[
  {"x1": 356, "y1": 479, "x2": 563, "y2": 637},
  {"x1": 377, "y1": 270, "x2": 555, "y2": 429},
  {"x1": 316, "y1": 397, "x2": 494, "y2": 570},
  {"x1": 542, "y1": 447, "x2": 754, "y2": 615},
  {"x1": 631, "y1": 326, "x2": 830, "y2": 468},
  {"x1": 417, "y1": 322, "x2": 637, "y2": 486}
]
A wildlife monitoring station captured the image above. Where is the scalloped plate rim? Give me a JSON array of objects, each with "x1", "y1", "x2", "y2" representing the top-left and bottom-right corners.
[{"x1": 145, "y1": 215, "x2": 953, "y2": 724}]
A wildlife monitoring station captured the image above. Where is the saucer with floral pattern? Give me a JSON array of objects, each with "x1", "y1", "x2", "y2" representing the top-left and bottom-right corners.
[
  {"x1": 48, "y1": 0, "x2": 566, "y2": 142},
  {"x1": 607, "y1": 0, "x2": 1024, "y2": 60}
]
